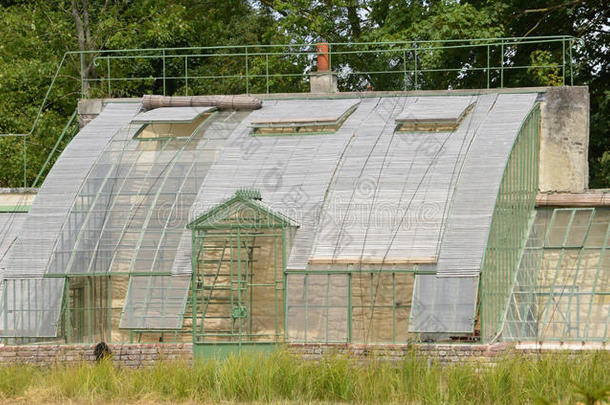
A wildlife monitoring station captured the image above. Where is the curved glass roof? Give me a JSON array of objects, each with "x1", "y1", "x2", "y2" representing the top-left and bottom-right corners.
[{"x1": 1, "y1": 93, "x2": 540, "y2": 337}]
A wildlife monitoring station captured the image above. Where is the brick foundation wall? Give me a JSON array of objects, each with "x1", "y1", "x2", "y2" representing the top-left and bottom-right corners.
[
  {"x1": 288, "y1": 343, "x2": 516, "y2": 363},
  {"x1": 289, "y1": 342, "x2": 609, "y2": 363},
  {"x1": 0, "y1": 342, "x2": 606, "y2": 367},
  {"x1": 0, "y1": 343, "x2": 192, "y2": 367}
]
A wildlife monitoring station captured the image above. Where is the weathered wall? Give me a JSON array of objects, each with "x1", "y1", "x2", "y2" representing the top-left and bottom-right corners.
[
  {"x1": 539, "y1": 86, "x2": 589, "y2": 193},
  {"x1": 0, "y1": 188, "x2": 37, "y2": 208},
  {"x1": 290, "y1": 343, "x2": 513, "y2": 363},
  {"x1": 309, "y1": 72, "x2": 339, "y2": 93},
  {"x1": 290, "y1": 342, "x2": 609, "y2": 363},
  {"x1": 77, "y1": 99, "x2": 104, "y2": 127},
  {"x1": 0, "y1": 343, "x2": 192, "y2": 367},
  {"x1": 2, "y1": 342, "x2": 606, "y2": 367},
  {"x1": 77, "y1": 98, "x2": 135, "y2": 127}
]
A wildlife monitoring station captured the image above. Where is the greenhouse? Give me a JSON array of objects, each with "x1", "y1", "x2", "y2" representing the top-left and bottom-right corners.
[
  {"x1": 1, "y1": 88, "x2": 606, "y2": 355},
  {"x1": 0, "y1": 39, "x2": 607, "y2": 355}
]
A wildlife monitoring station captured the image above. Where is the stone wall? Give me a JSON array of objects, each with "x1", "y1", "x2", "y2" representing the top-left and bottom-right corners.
[
  {"x1": 0, "y1": 343, "x2": 192, "y2": 368},
  {"x1": 0, "y1": 342, "x2": 508, "y2": 367},
  {"x1": 0, "y1": 342, "x2": 607, "y2": 367},
  {"x1": 539, "y1": 86, "x2": 589, "y2": 193},
  {"x1": 289, "y1": 342, "x2": 609, "y2": 363},
  {"x1": 289, "y1": 343, "x2": 516, "y2": 364}
]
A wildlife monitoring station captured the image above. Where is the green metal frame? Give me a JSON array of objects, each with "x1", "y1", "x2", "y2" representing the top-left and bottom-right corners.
[
  {"x1": 480, "y1": 103, "x2": 541, "y2": 342},
  {"x1": 88, "y1": 36, "x2": 578, "y2": 97},
  {"x1": 60, "y1": 275, "x2": 112, "y2": 344},
  {"x1": 504, "y1": 207, "x2": 610, "y2": 342},
  {"x1": 0, "y1": 108, "x2": 221, "y2": 344},
  {"x1": 0, "y1": 277, "x2": 65, "y2": 343},
  {"x1": 286, "y1": 270, "x2": 417, "y2": 344},
  {"x1": 188, "y1": 190, "x2": 295, "y2": 352},
  {"x1": 31, "y1": 109, "x2": 79, "y2": 188}
]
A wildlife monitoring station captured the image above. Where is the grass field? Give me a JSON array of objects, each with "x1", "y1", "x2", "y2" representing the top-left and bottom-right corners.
[{"x1": 0, "y1": 350, "x2": 608, "y2": 404}]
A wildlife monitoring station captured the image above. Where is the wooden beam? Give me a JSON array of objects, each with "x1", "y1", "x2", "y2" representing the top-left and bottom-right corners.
[{"x1": 536, "y1": 192, "x2": 610, "y2": 207}]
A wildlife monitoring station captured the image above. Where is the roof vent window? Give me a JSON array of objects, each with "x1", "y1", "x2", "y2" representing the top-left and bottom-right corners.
[
  {"x1": 250, "y1": 99, "x2": 359, "y2": 136},
  {"x1": 131, "y1": 106, "x2": 216, "y2": 139},
  {"x1": 395, "y1": 97, "x2": 475, "y2": 132}
]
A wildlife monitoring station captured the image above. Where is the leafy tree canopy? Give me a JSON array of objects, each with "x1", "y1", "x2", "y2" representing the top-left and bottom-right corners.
[{"x1": 0, "y1": 0, "x2": 607, "y2": 187}]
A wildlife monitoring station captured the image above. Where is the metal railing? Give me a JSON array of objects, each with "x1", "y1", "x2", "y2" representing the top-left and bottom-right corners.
[
  {"x1": 87, "y1": 35, "x2": 579, "y2": 96},
  {"x1": 0, "y1": 35, "x2": 579, "y2": 188}
]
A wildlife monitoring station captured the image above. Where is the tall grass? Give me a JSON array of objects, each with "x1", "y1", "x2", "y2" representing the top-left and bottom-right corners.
[{"x1": 0, "y1": 350, "x2": 608, "y2": 404}]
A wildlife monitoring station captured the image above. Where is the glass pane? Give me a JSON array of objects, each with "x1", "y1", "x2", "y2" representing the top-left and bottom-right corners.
[
  {"x1": 135, "y1": 114, "x2": 211, "y2": 139},
  {"x1": 565, "y1": 209, "x2": 594, "y2": 247},
  {"x1": 584, "y1": 208, "x2": 610, "y2": 248},
  {"x1": 545, "y1": 209, "x2": 573, "y2": 247}
]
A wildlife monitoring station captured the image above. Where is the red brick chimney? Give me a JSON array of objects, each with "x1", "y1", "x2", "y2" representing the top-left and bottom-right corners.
[
  {"x1": 310, "y1": 42, "x2": 338, "y2": 93},
  {"x1": 317, "y1": 42, "x2": 330, "y2": 72}
]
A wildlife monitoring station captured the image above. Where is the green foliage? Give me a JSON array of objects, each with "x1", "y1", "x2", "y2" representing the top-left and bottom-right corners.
[
  {"x1": 528, "y1": 50, "x2": 562, "y2": 86},
  {"x1": 0, "y1": 0, "x2": 608, "y2": 187},
  {"x1": 0, "y1": 350, "x2": 608, "y2": 403},
  {"x1": 594, "y1": 151, "x2": 610, "y2": 189},
  {"x1": 590, "y1": 91, "x2": 610, "y2": 188},
  {"x1": 0, "y1": 0, "x2": 289, "y2": 187}
]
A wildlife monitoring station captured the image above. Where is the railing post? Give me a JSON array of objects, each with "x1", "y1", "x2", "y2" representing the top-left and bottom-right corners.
[
  {"x1": 185, "y1": 55, "x2": 189, "y2": 96},
  {"x1": 328, "y1": 43, "x2": 332, "y2": 93},
  {"x1": 245, "y1": 47, "x2": 249, "y2": 94},
  {"x1": 403, "y1": 49, "x2": 407, "y2": 91},
  {"x1": 64, "y1": 277, "x2": 71, "y2": 344},
  {"x1": 347, "y1": 272, "x2": 352, "y2": 342},
  {"x1": 500, "y1": 40, "x2": 504, "y2": 88},
  {"x1": 80, "y1": 53, "x2": 85, "y2": 98},
  {"x1": 414, "y1": 42, "x2": 418, "y2": 90},
  {"x1": 22, "y1": 137, "x2": 27, "y2": 188},
  {"x1": 2, "y1": 281, "x2": 7, "y2": 344},
  {"x1": 569, "y1": 39, "x2": 574, "y2": 86},
  {"x1": 562, "y1": 37, "x2": 566, "y2": 86},
  {"x1": 265, "y1": 53, "x2": 269, "y2": 94},
  {"x1": 106, "y1": 275, "x2": 112, "y2": 341},
  {"x1": 487, "y1": 44, "x2": 490, "y2": 88},
  {"x1": 162, "y1": 49, "x2": 166, "y2": 96},
  {"x1": 106, "y1": 58, "x2": 111, "y2": 97}
]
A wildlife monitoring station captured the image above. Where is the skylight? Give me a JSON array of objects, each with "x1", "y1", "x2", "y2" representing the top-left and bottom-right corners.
[
  {"x1": 250, "y1": 99, "x2": 359, "y2": 135},
  {"x1": 131, "y1": 106, "x2": 216, "y2": 139},
  {"x1": 395, "y1": 97, "x2": 475, "y2": 132}
]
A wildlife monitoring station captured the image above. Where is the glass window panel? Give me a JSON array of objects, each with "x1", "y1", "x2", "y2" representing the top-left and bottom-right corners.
[
  {"x1": 134, "y1": 114, "x2": 211, "y2": 139},
  {"x1": 585, "y1": 209, "x2": 610, "y2": 248},
  {"x1": 545, "y1": 209, "x2": 573, "y2": 246},
  {"x1": 565, "y1": 209, "x2": 594, "y2": 247}
]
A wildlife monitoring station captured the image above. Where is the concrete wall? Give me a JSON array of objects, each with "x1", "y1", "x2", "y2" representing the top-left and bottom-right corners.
[
  {"x1": 539, "y1": 86, "x2": 589, "y2": 193},
  {"x1": 0, "y1": 188, "x2": 37, "y2": 208},
  {"x1": 77, "y1": 99, "x2": 104, "y2": 127},
  {"x1": 77, "y1": 98, "x2": 135, "y2": 127}
]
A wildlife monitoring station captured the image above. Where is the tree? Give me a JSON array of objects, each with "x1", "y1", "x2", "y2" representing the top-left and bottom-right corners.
[
  {"x1": 258, "y1": 0, "x2": 609, "y2": 187},
  {"x1": 0, "y1": 0, "x2": 607, "y2": 187},
  {"x1": 0, "y1": 0, "x2": 286, "y2": 187},
  {"x1": 470, "y1": 0, "x2": 609, "y2": 187}
]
